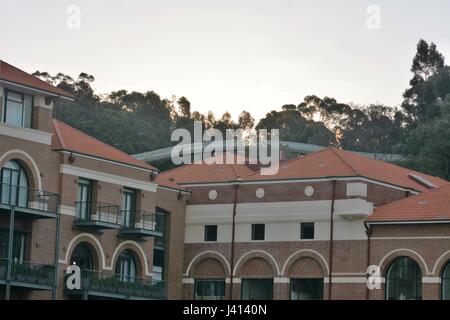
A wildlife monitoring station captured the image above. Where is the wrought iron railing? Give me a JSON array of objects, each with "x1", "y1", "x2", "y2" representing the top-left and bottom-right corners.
[
  {"x1": 65, "y1": 270, "x2": 166, "y2": 299},
  {"x1": 0, "y1": 183, "x2": 59, "y2": 214},
  {"x1": 120, "y1": 210, "x2": 165, "y2": 234},
  {"x1": 0, "y1": 258, "x2": 55, "y2": 287},
  {"x1": 74, "y1": 201, "x2": 120, "y2": 225}
]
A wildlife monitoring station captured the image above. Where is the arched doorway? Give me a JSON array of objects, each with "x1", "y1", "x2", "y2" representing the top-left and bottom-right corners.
[
  {"x1": 70, "y1": 243, "x2": 94, "y2": 271},
  {"x1": 1, "y1": 160, "x2": 28, "y2": 207},
  {"x1": 442, "y1": 260, "x2": 450, "y2": 300},
  {"x1": 386, "y1": 256, "x2": 422, "y2": 300},
  {"x1": 115, "y1": 250, "x2": 137, "y2": 282}
]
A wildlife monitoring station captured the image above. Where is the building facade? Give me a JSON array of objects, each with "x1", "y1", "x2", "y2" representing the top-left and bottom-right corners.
[
  {"x1": 0, "y1": 60, "x2": 188, "y2": 300},
  {"x1": 159, "y1": 149, "x2": 450, "y2": 300},
  {"x1": 2, "y1": 60, "x2": 450, "y2": 301}
]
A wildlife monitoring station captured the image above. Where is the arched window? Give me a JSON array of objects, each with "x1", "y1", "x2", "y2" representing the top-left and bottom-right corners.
[
  {"x1": 1, "y1": 160, "x2": 28, "y2": 207},
  {"x1": 442, "y1": 261, "x2": 450, "y2": 300},
  {"x1": 115, "y1": 250, "x2": 137, "y2": 283},
  {"x1": 70, "y1": 243, "x2": 94, "y2": 271},
  {"x1": 386, "y1": 256, "x2": 422, "y2": 300}
]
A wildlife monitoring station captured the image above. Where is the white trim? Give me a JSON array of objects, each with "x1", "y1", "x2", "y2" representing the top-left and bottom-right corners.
[
  {"x1": 0, "y1": 149, "x2": 42, "y2": 189},
  {"x1": 59, "y1": 151, "x2": 156, "y2": 174},
  {"x1": 60, "y1": 164, "x2": 157, "y2": 192},
  {"x1": 372, "y1": 236, "x2": 450, "y2": 240},
  {"x1": 281, "y1": 249, "x2": 330, "y2": 276},
  {"x1": 0, "y1": 123, "x2": 52, "y2": 145},
  {"x1": 328, "y1": 277, "x2": 368, "y2": 284},
  {"x1": 59, "y1": 233, "x2": 107, "y2": 270},
  {"x1": 233, "y1": 250, "x2": 281, "y2": 276},
  {"x1": 232, "y1": 278, "x2": 241, "y2": 284},
  {"x1": 59, "y1": 205, "x2": 75, "y2": 216},
  {"x1": 379, "y1": 248, "x2": 430, "y2": 274},
  {"x1": 368, "y1": 220, "x2": 450, "y2": 225},
  {"x1": 180, "y1": 176, "x2": 420, "y2": 194},
  {"x1": 274, "y1": 277, "x2": 290, "y2": 283},
  {"x1": 182, "y1": 278, "x2": 195, "y2": 284},
  {"x1": 109, "y1": 240, "x2": 152, "y2": 276},
  {"x1": 422, "y1": 277, "x2": 441, "y2": 284},
  {"x1": 185, "y1": 251, "x2": 231, "y2": 276},
  {"x1": 158, "y1": 185, "x2": 190, "y2": 194}
]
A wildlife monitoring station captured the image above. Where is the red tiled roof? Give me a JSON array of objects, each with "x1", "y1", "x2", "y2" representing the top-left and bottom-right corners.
[
  {"x1": 159, "y1": 153, "x2": 255, "y2": 184},
  {"x1": 155, "y1": 176, "x2": 186, "y2": 191},
  {"x1": 246, "y1": 148, "x2": 447, "y2": 192},
  {"x1": 159, "y1": 147, "x2": 448, "y2": 192},
  {"x1": 51, "y1": 119, "x2": 156, "y2": 171},
  {"x1": 369, "y1": 183, "x2": 450, "y2": 222},
  {"x1": 0, "y1": 60, "x2": 73, "y2": 99}
]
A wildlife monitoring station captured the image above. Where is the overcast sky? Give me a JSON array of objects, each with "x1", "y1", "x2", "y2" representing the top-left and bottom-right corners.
[{"x1": 2, "y1": 0, "x2": 450, "y2": 121}]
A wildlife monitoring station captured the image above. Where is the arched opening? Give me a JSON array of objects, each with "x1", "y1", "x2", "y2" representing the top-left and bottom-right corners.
[
  {"x1": 386, "y1": 256, "x2": 422, "y2": 300},
  {"x1": 115, "y1": 250, "x2": 137, "y2": 282},
  {"x1": 442, "y1": 260, "x2": 450, "y2": 300},
  {"x1": 192, "y1": 257, "x2": 227, "y2": 300},
  {"x1": 1, "y1": 160, "x2": 28, "y2": 207},
  {"x1": 288, "y1": 257, "x2": 324, "y2": 300},
  {"x1": 239, "y1": 257, "x2": 275, "y2": 300},
  {"x1": 70, "y1": 243, "x2": 94, "y2": 271}
]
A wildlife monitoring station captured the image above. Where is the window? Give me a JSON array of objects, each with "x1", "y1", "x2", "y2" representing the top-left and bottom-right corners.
[
  {"x1": 121, "y1": 188, "x2": 136, "y2": 227},
  {"x1": 290, "y1": 278, "x2": 323, "y2": 300},
  {"x1": 153, "y1": 248, "x2": 165, "y2": 281},
  {"x1": 204, "y1": 225, "x2": 217, "y2": 242},
  {"x1": 442, "y1": 261, "x2": 450, "y2": 300},
  {"x1": 386, "y1": 256, "x2": 422, "y2": 300},
  {"x1": 76, "y1": 178, "x2": 92, "y2": 220},
  {"x1": 301, "y1": 222, "x2": 315, "y2": 240},
  {"x1": 241, "y1": 279, "x2": 273, "y2": 300},
  {"x1": 1, "y1": 160, "x2": 28, "y2": 207},
  {"x1": 70, "y1": 243, "x2": 94, "y2": 271},
  {"x1": 251, "y1": 224, "x2": 265, "y2": 241},
  {"x1": 115, "y1": 250, "x2": 137, "y2": 283},
  {"x1": 0, "y1": 230, "x2": 28, "y2": 261},
  {"x1": 195, "y1": 279, "x2": 225, "y2": 300},
  {"x1": 3, "y1": 90, "x2": 33, "y2": 128}
]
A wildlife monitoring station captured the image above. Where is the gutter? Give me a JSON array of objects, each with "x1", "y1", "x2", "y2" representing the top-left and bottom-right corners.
[
  {"x1": 228, "y1": 178, "x2": 241, "y2": 300},
  {"x1": 364, "y1": 221, "x2": 372, "y2": 300},
  {"x1": 328, "y1": 180, "x2": 337, "y2": 300}
]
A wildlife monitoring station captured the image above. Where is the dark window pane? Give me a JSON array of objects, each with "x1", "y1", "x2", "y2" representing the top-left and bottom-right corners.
[
  {"x1": 241, "y1": 279, "x2": 273, "y2": 300},
  {"x1": 386, "y1": 256, "x2": 421, "y2": 300},
  {"x1": 204, "y1": 225, "x2": 217, "y2": 242},
  {"x1": 252, "y1": 224, "x2": 265, "y2": 241},
  {"x1": 301, "y1": 222, "x2": 314, "y2": 240},
  {"x1": 195, "y1": 279, "x2": 225, "y2": 300},
  {"x1": 290, "y1": 278, "x2": 323, "y2": 300}
]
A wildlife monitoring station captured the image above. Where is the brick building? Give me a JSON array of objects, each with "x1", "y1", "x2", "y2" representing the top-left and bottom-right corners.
[
  {"x1": 2, "y1": 60, "x2": 450, "y2": 300},
  {"x1": 0, "y1": 60, "x2": 188, "y2": 300},
  {"x1": 158, "y1": 148, "x2": 450, "y2": 300}
]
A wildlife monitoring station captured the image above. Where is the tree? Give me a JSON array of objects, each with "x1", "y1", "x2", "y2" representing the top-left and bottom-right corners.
[
  {"x1": 177, "y1": 96, "x2": 191, "y2": 118},
  {"x1": 402, "y1": 39, "x2": 447, "y2": 124},
  {"x1": 238, "y1": 111, "x2": 255, "y2": 130}
]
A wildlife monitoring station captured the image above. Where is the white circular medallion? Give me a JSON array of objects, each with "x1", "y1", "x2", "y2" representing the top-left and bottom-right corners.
[
  {"x1": 208, "y1": 189, "x2": 218, "y2": 200},
  {"x1": 255, "y1": 188, "x2": 265, "y2": 199},
  {"x1": 304, "y1": 185, "x2": 314, "y2": 197}
]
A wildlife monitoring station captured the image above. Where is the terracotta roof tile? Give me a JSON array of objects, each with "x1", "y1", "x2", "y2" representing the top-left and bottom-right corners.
[
  {"x1": 370, "y1": 183, "x2": 450, "y2": 222},
  {"x1": 51, "y1": 119, "x2": 156, "y2": 171},
  {"x1": 159, "y1": 147, "x2": 448, "y2": 192},
  {"x1": 0, "y1": 60, "x2": 73, "y2": 99}
]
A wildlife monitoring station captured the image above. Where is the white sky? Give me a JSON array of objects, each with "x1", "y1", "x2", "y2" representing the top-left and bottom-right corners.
[{"x1": 2, "y1": 0, "x2": 450, "y2": 121}]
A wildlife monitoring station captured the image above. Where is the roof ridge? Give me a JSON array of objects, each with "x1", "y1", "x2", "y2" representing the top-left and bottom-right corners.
[{"x1": 329, "y1": 147, "x2": 359, "y2": 176}]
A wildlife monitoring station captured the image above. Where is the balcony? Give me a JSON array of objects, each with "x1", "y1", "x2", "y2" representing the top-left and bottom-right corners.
[
  {"x1": 65, "y1": 271, "x2": 166, "y2": 300},
  {"x1": 0, "y1": 258, "x2": 55, "y2": 290},
  {"x1": 74, "y1": 202, "x2": 121, "y2": 230},
  {"x1": 119, "y1": 211, "x2": 165, "y2": 238},
  {"x1": 0, "y1": 183, "x2": 59, "y2": 219}
]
